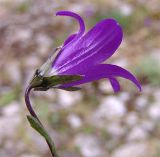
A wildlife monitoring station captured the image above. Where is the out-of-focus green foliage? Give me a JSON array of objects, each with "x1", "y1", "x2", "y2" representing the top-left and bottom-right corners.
[
  {"x1": 106, "y1": 10, "x2": 133, "y2": 32},
  {"x1": 134, "y1": 56, "x2": 160, "y2": 86},
  {"x1": 0, "y1": 88, "x2": 20, "y2": 107},
  {"x1": 16, "y1": 1, "x2": 32, "y2": 13}
]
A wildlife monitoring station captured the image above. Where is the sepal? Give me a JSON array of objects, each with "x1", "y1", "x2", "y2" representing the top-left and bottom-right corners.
[{"x1": 30, "y1": 71, "x2": 83, "y2": 91}]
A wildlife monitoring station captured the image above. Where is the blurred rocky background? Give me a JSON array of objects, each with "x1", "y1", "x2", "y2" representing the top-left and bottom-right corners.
[{"x1": 0, "y1": 0, "x2": 160, "y2": 157}]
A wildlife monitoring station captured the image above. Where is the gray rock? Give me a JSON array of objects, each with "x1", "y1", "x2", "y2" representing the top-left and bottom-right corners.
[
  {"x1": 135, "y1": 96, "x2": 148, "y2": 110},
  {"x1": 125, "y1": 112, "x2": 138, "y2": 127},
  {"x1": 5, "y1": 61, "x2": 22, "y2": 84},
  {"x1": 148, "y1": 102, "x2": 160, "y2": 120},
  {"x1": 107, "y1": 122, "x2": 126, "y2": 137},
  {"x1": 0, "y1": 102, "x2": 21, "y2": 143},
  {"x1": 112, "y1": 142, "x2": 153, "y2": 157},
  {"x1": 94, "y1": 96, "x2": 126, "y2": 122},
  {"x1": 140, "y1": 120, "x2": 155, "y2": 132},
  {"x1": 119, "y1": 3, "x2": 133, "y2": 16},
  {"x1": 112, "y1": 58, "x2": 129, "y2": 68},
  {"x1": 67, "y1": 114, "x2": 82, "y2": 129},
  {"x1": 0, "y1": 115, "x2": 21, "y2": 141},
  {"x1": 99, "y1": 80, "x2": 113, "y2": 93},
  {"x1": 57, "y1": 90, "x2": 82, "y2": 108},
  {"x1": 127, "y1": 126, "x2": 148, "y2": 141},
  {"x1": 118, "y1": 92, "x2": 130, "y2": 102},
  {"x1": 3, "y1": 101, "x2": 21, "y2": 116},
  {"x1": 74, "y1": 134, "x2": 106, "y2": 157}
]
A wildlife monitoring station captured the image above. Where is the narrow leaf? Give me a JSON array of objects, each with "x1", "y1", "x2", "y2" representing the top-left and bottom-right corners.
[
  {"x1": 42, "y1": 75, "x2": 83, "y2": 88},
  {"x1": 27, "y1": 115, "x2": 47, "y2": 138},
  {"x1": 57, "y1": 86, "x2": 81, "y2": 91},
  {"x1": 27, "y1": 115, "x2": 59, "y2": 157},
  {"x1": 34, "y1": 87, "x2": 49, "y2": 91}
]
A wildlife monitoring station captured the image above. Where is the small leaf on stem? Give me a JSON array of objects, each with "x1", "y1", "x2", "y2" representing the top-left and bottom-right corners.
[{"x1": 27, "y1": 115, "x2": 59, "y2": 157}]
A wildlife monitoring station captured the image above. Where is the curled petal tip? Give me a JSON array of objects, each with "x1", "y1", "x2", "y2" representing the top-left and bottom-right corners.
[
  {"x1": 55, "y1": 10, "x2": 85, "y2": 38},
  {"x1": 56, "y1": 11, "x2": 67, "y2": 16}
]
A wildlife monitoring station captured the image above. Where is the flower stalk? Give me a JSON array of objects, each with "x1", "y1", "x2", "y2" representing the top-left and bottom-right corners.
[
  {"x1": 25, "y1": 85, "x2": 59, "y2": 157},
  {"x1": 24, "y1": 69, "x2": 82, "y2": 157}
]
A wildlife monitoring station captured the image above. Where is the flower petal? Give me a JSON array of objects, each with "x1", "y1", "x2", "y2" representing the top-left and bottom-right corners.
[
  {"x1": 52, "y1": 19, "x2": 123, "y2": 74},
  {"x1": 60, "y1": 64, "x2": 141, "y2": 92},
  {"x1": 63, "y1": 33, "x2": 77, "y2": 46},
  {"x1": 56, "y1": 11, "x2": 85, "y2": 38},
  {"x1": 109, "y1": 77, "x2": 121, "y2": 93}
]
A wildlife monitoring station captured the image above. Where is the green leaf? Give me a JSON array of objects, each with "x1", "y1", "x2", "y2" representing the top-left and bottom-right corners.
[
  {"x1": 34, "y1": 87, "x2": 49, "y2": 91},
  {"x1": 43, "y1": 75, "x2": 83, "y2": 87},
  {"x1": 58, "y1": 86, "x2": 81, "y2": 91},
  {"x1": 27, "y1": 115, "x2": 59, "y2": 157},
  {"x1": 34, "y1": 86, "x2": 81, "y2": 91},
  {"x1": 0, "y1": 91, "x2": 17, "y2": 107},
  {"x1": 32, "y1": 74, "x2": 83, "y2": 90},
  {"x1": 30, "y1": 66, "x2": 83, "y2": 90}
]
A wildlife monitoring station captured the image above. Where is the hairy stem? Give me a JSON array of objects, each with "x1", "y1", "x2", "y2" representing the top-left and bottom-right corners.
[{"x1": 25, "y1": 86, "x2": 58, "y2": 157}]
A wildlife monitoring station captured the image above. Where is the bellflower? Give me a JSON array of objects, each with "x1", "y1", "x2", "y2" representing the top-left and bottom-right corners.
[
  {"x1": 25, "y1": 10, "x2": 141, "y2": 157},
  {"x1": 46, "y1": 10, "x2": 141, "y2": 92}
]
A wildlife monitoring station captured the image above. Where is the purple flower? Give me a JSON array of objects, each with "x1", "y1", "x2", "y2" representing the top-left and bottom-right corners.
[{"x1": 49, "y1": 11, "x2": 141, "y2": 92}]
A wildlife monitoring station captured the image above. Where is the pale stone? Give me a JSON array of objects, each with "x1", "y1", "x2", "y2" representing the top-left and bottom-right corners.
[
  {"x1": 135, "y1": 96, "x2": 148, "y2": 110},
  {"x1": 141, "y1": 120, "x2": 155, "y2": 132},
  {"x1": 91, "y1": 96, "x2": 126, "y2": 128},
  {"x1": 0, "y1": 115, "x2": 21, "y2": 142},
  {"x1": 14, "y1": 28, "x2": 32, "y2": 42},
  {"x1": 125, "y1": 112, "x2": 138, "y2": 127},
  {"x1": 112, "y1": 58, "x2": 129, "y2": 68},
  {"x1": 96, "y1": 96, "x2": 126, "y2": 120},
  {"x1": 119, "y1": 3, "x2": 133, "y2": 16},
  {"x1": 6, "y1": 61, "x2": 21, "y2": 84},
  {"x1": 67, "y1": 114, "x2": 82, "y2": 129},
  {"x1": 3, "y1": 101, "x2": 20, "y2": 117},
  {"x1": 112, "y1": 142, "x2": 153, "y2": 157},
  {"x1": 107, "y1": 122, "x2": 125, "y2": 137},
  {"x1": 148, "y1": 102, "x2": 160, "y2": 120},
  {"x1": 118, "y1": 92, "x2": 130, "y2": 102},
  {"x1": 99, "y1": 80, "x2": 113, "y2": 93},
  {"x1": 74, "y1": 134, "x2": 106, "y2": 157},
  {"x1": 57, "y1": 90, "x2": 82, "y2": 108},
  {"x1": 127, "y1": 126, "x2": 148, "y2": 141}
]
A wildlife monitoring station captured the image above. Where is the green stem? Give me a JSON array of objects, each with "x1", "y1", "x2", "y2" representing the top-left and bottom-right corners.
[{"x1": 25, "y1": 86, "x2": 59, "y2": 157}]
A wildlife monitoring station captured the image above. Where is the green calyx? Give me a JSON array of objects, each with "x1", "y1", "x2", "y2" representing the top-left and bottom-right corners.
[{"x1": 30, "y1": 70, "x2": 83, "y2": 91}]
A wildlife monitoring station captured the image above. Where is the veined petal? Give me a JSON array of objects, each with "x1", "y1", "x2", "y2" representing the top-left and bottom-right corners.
[
  {"x1": 60, "y1": 64, "x2": 141, "y2": 92},
  {"x1": 63, "y1": 33, "x2": 77, "y2": 46},
  {"x1": 52, "y1": 19, "x2": 123, "y2": 75},
  {"x1": 51, "y1": 11, "x2": 85, "y2": 73}
]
